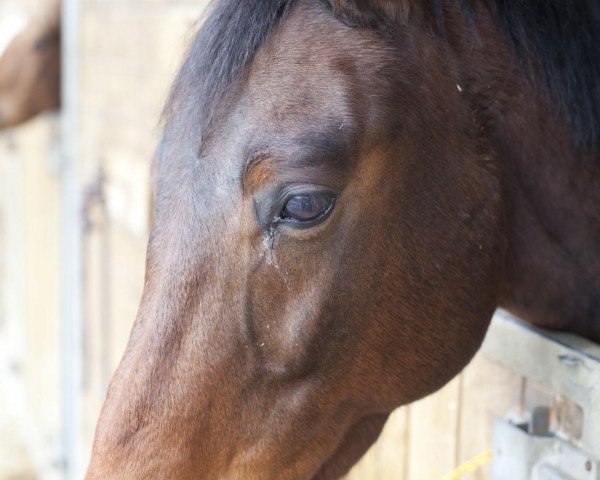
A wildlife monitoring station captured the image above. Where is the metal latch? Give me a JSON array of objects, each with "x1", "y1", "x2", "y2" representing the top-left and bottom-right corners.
[{"x1": 492, "y1": 414, "x2": 598, "y2": 480}]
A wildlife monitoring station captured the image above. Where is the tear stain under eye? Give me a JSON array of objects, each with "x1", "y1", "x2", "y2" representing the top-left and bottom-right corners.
[
  {"x1": 261, "y1": 226, "x2": 290, "y2": 289},
  {"x1": 261, "y1": 227, "x2": 276, "y2": 265}
]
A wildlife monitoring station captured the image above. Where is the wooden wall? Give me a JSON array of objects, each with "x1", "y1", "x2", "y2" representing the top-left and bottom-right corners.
[
  {"x1": 0, "y1": 115, "x2": 62, "y2": 478},
  {"x1": 0, "y1": 0, "x2": 523, "y2": 478},
  {"x1": 77, "y1": 0, "x2": 210, "y2": 459}
]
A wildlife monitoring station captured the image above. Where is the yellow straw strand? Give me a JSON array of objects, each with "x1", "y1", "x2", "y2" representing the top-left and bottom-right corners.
[{"x1": 436, "y1": 449, "x2": 493, "y2": 480}]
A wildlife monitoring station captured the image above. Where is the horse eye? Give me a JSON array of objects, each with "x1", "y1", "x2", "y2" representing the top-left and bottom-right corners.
[{"x1": 280, "y1": 192, "x2": 336, "y2": 224}]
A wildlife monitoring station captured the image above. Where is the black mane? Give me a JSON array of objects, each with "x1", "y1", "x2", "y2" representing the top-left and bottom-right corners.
[
  {"x1": 166, "y1": 0, "x2": 600, "y2": 151},
  {"x1": 163, "y1": 0, "x2": 290, "y2": 140},
  {"x1": 485, "y1": 0, "x2": 600, "y2": 151}
]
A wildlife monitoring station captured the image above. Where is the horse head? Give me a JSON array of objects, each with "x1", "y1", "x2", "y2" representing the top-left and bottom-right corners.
[{"x1": 92, "y1": 0, "x2": 600, "y2": 476}]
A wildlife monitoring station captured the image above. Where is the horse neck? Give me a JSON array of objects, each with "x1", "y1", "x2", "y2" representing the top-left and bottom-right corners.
[{"x1": 444, "y1": 3, "x2": 600, "y2": 340}]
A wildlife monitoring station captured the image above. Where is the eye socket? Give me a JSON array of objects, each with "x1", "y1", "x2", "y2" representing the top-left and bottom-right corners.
[{"x1": 280, "y1": 191, "x2": 337, "y2": 224}]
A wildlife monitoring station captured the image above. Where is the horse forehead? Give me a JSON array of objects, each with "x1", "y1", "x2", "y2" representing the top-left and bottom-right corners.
[
  {"x1": 246, "y1": 59, "x2": 351, "y2": 131},
  {"x1": 243, "y1": 3, "x2": 394, "y2": 128}
]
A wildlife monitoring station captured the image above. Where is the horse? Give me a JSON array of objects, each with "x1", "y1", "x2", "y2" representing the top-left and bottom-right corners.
[
  {"x1": 0, "y1": 2, "x2": 60, "y2": 129},
  {"x1": 86, "y1": 0, "x2": 600, "y2": 478}
]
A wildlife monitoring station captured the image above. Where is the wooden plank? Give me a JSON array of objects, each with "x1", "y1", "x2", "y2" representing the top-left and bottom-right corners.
[
  {"x1": 20, "y1": 117, "x2": 62, "y2": 443},
  {"x1": 457, "y1": 354, "x2": 521, "y2": 480},
  {"x1": 406, "y1": 376, "x2": 461, "y2": 480},
  {"x1": 347, "y1": 407, "x2": 409, "y2": 480},
  {"x1": 0, "y1": 116, "x2": 63, "y2": 478},
  {"x1": 104, "y1": 223, "x2": 145, "y2": 369}
]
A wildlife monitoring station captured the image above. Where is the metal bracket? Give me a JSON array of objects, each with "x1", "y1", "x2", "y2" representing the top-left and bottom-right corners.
[
  {"x1": 481, "y1": 310, "x2": 600, "y2": 479},
  {"x1": 492, "y1": 418, "x2": 599, "y2": 480}
]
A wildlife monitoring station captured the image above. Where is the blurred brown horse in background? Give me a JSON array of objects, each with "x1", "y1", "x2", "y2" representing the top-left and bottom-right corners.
[
  {"x1": 0, "y1": 2, "x2": 60, "y2": 129},
  {"x1": 10, "y1": 0, "x2": 596, "y2": 478}
]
